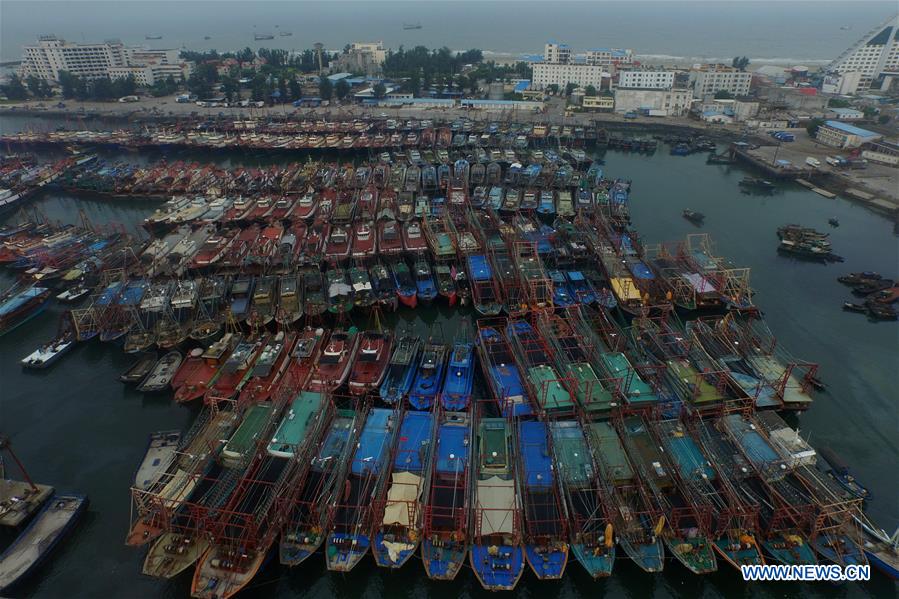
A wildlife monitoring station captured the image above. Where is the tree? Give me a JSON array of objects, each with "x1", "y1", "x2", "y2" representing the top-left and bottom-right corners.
[
  {"x1": 0, "y1": 73, "x2": 28, "y2": 100},
  {"x1": 220, "y1": 76, "x2": 239, "y2": 102},
  {"x1": 187, "y1": 74, "x2": 212, "y2": 100},
  {"x1": 714, "y1": 90, "x2": 734, "y2": 99},
  {"x1": 278, "y1": 77, "x2": 288, "y2": 102},
  {"x1": 289, "y1": 77, "x2": 301, "y2": 100},
  {"x1": 732, "y1": 56, "x2": 750, "y2": 71},
  {"x1": 26, "y1": 76, "x2": 52, "y2": 99},
  {"x1": 862, "y1": 106, "x2": 878, "y2": 119},
  {"x1": 806, "y1": 117, "x2": 824, "y2": 137},
  {"x1": 878, "y1": 114, "x2": 891, "y2": 125},
  {"x1": 828, "y1": 98, "x2": 850, "y2": 108},
  {"x1": 565, "y1": 82, "x2": 577, "y2": 97},
  {"x1": 584, "y1": 85, "x2": 597, "y2": 97},
  {"x1": 319, "y1": 76, "x2": 333, "y2": 100},
  {"x1": 406, "y1": 73, "x2": 421, "y2": 97},
  {"x1": 236, "y1": 47, "x2": 255, "y2": 63},
  {"x1": 373, "y1": 82, "x2": 387, "y2": 99},
  {"x1": 546, "y1": 84, "x2": 559, "y2": 95},
  {"x1": 335, "y1": 79, "x2": 350, "y2": 100},
  {"x1": 58, "y1": 71, "x2": 79, "y2": 99}
]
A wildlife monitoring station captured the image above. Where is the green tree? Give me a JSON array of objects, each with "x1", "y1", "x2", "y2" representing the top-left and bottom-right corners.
[
  {"x1": 335, "y1": 78, "x2": 351, "y2": 100},
  {"x1": 878, "y1": 114, "x2": 891, "y2": 125},
  {"x1": 319, "y1": 76, "x2": 333, "y2": 100},
  {"x1": 25, "y1": 75, "x2": 52, "y2": 99},
  {"x1": 278, "y1": 77, "x2": 288, "y2": 101},
  {"x1": 236, "y1": 47, "x2": 255, "y2": 63},
  {"x1": 565, "y1": 82, "x2": 577, "y2": 96},
  {"x1": 806, "y1": 117, "x2": 824, "y2": 137},
  {"x1": 0, "y1": 73, "x2": 28, "y2": 100},
  {"x1": 546, "y1": 84, "x2": 559, "y2": 95},
  {"x1": 732, "y1": 56, "x2": 750, "y2": 71},
  {"x1": 828, "y1": 98, "x2": 850, "y2": 108},
  {"x1": 584, "y1": 85, "x2": 597, "y2": 96},
  {"x1": 862, "y1": 106, "x2": 878, "y2": 119},
  {"x1": 406, "y1": 73, "x2": 421, "y2": 97},
  {"x1": 289, "y1": 77, "x2": 301, "y2": 100},
  {"x1": 220, "y1": 76, "x2": 239, "y2": 102},
  {"x1": 373, "y1": 82, "x2": 387, "y2": 99},
  {"x1": 58, "y1": 71, "x2": 80, "y2": 99},
  {"x1": 187, "y1": 73, "x2": 212, "y2": 99},
  {"x1": 714, "y1": 90, "x2": 734, "y2": 99}
]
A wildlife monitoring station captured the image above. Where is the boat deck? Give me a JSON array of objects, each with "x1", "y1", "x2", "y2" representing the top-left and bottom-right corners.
[
  {"x1": 587, "y1": 422, "x2": 633, "y2": 483},
  {"x1": 222, "y1": 404, "x2": 273, "y2": 465},
  {"x1": 0, "y1": 480, "x2": 54, "y2": 527},
  {"x1": 267, "y1": 391, "x2": 324, "y2": 458}
]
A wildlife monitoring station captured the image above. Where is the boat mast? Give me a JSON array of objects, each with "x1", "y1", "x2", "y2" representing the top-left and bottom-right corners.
[{"x1": 0, "y1": 435, "x2": 37, "y2": 491}]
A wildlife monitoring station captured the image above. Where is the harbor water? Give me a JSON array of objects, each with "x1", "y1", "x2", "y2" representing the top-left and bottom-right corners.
[{"x1": 1, "y1": 141, "x2": 897, "y2": 597}]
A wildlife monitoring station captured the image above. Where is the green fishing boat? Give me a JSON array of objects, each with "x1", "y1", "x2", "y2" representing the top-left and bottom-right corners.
[
  {"x1": 598, "y1": 352, "x2": 658, "y2": 406},
  {"x1": 221, "y1": 403, "x2": 275, "y2": 468},
  {"x1": 267, "y1": 391, "x2": 325, "y2": 458}
]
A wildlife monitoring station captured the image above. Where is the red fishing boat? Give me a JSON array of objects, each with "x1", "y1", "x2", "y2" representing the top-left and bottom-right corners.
[
  {"x1": 357, "y1": 186, "x2": 378, "y2": 220},
  {"x1": 378, "y1": 220, "x2": 404, "y2": 255},
  {"x1": 351, "y1": 221, "x2": 377, "y2": 259},
  {"x1": 403, "y1": 220, "x2": 428, "y2": 253},
  {"x1": 317, "y1": 188, "x2": 336, "y2": 222},
  {"x1": 324, "y1": 226, "x2": 351, "y2": 261},
  {"x1": 248, "y1": 196, "x2": 274, "y2": 220},
  {"x1": 270, "y1": 195, "x2": 297, "y2": 219},
  {"x1": 224, "y1": 196, "x2": 253, "y2": 221},
  {"x1": 302, "y1": 222, "x2": 328, "y2": 263},
  {"x1": 294, "y1": 189, "x2": 318, "y2": 220},
  {"x1": 203, "y1": 336, "x2": 263, "y2": 404},
  {"x1": 236, "y1": 331, "x2": 297, "y2": 404},
  {"x1": 307, "y1": 329, "x2": 360, "y2": 392},
  {"x1": 347, "y1": 331, "x2": 393, "y2": 396},
  {"x1": 189, "y1": 230, "x2": 236, "y2": 269},
  {"x1": 220, "y1": 226, "x2": 260, "y2": 268},
  {"x1": 172, "y1": 333, "x2": 241, "y2": 403},
  {"x1": 283, "y1": 327, "x2": 326, "y2": 389}
]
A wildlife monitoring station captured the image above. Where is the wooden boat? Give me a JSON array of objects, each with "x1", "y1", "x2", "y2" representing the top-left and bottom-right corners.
[
  {"x1": 347, "y1": 331, "x2": 393, "y2": 396},
  {"x1": 408, "y1": 342, "x2": 447, "y2": 410},
  {"x1": 172, "y1": 334, "x2": 239, "y2": 403},
  {"x1": 120, "y1": 352, "x2": 158, "y2": 384},
  {"x1": 133, "y1": 431, "x2": 181, "y2": 491},
  {"x1": 237, "y1": 331, "x2": 297, "y2": 405},
  {"x1": 308, "y1": 329, "x2": 360, "y2": 392},
  {"x1": 137, "y1": 350, "x2": 183, "y2": 393}
]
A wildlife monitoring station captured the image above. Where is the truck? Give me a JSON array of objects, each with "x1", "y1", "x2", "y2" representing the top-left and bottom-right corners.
[
  {"x1": 175, "y1": 94, "x2": 196, "y2": 103},
  {"x1": 624, "y1": 111, "x2": 638, "y2": 120}
]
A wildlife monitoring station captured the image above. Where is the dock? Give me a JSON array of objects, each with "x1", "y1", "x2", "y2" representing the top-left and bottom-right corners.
[{"x1": 796, "y1": 179, "x2": 837, "y2": 198}]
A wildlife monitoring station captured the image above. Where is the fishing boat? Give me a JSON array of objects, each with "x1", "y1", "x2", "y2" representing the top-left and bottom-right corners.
[
  {"x1": 326, "y1": 268, "x2": 354, "y2": 314},
  {"x1": 434, "y1": 264, "x2": 457, "y2": 306},
  {"x1": 274, "y1": 275, "x2": 302, "y2": 326},
  {"x1": 413, "y1": 258, "x2": 438, "y2": 304},
  {"x1": 550, "y1": 420, "x2": 615, "y2": 578},
  {"x1": 421, "y1": 410, "x2": 473, "y2": 580},
  {"x1": 585, "y1": 422, "x2": 665, "y2": 572},
  {"x1": 372, "y1": 410, "x2": 436, "y2": 568},
  {"x1": 402, "y1": 220, "x2": 428, "y2": 252},
  {"x1": 0, "y1": 285, "x2": 50, "y2": 336},
  {"x1": 506, "y1": 320, "x2": 574, "y2": 413},
  {"x1": 517, "y1": 420, "x2": 569, "y2": 580},
  {"x1": 326, "y1": 407, "x2": 400, "y2": 572},
  {"x1": 467, "y1": 255, "x2": 502, "y2": 316},
  {"x1": 172, "y1": 334, "x2": 239, "y2": 403},
  {"x1": 134, "y1": 431, "x2": 181, "y2": 491},
  {"x1": 349, "y1": 266, "x2": 374, "y2": 309},
  {"x1": 308, "y1": 329, "x2": 360, "y2": 392},
  {"x1": 439, "y1": 340, "x2": 474, "y2": 410},
  {"x1": 121, "y1": 353, "x2": 158, "y2": 384},
  {"x1": 390, "y1": 260, "x2": 417, "y2": 308},
  {"x1": 279, "y1": 407, "x2": 361, "y2": 565},
  {"x1": 475, "y1": 324, "x2": 531, "y2": 417},
  {"x1": 0, "y1": 494, "x2": 89, "y2": 593},
  {"x1": 137, "y1": 350, "x2": 183, "y2": 393},
  {"x1": 219, "y1": 401, "x2": 276, "y2": 468},
  {"x1": 227, "y1": 277, "x2": 255, "y2": 323},
  {"x1": 301, "y1": 268, "x2": 326, "y2": 317},
  {"x1": 20, "y1": 330, "x2": 76, "y2": 369},
  {"x1": 683, "y1": 209, "x2": 705, "y2": 224},
  {"x1": 408, "y1": 341, "x2": 447, "y2": 410},
  {"x1": 247, "y1": 275, "x2": 277, "y2": 328},
  {"x1": 346, "y1": 331, "x2": 393, "y2": 396},
  {"x1": 470, "y1": 414, "x2": 526, "y2": 591},
  {"x1": 379, "y1": 334, "x2": 421, "y2": 404},
  {"x1": 203, "y1": 338, "x2": 260, "y2": 402},
  {"x1": 378, "y1": 220, "x2": 404, "y2": 255},
  {"x1": 369, "y1": 262, "x2": 398, "y2": 311},
  {"x1": 237, "y1": 331, "x2": 296, "y2": 404}
]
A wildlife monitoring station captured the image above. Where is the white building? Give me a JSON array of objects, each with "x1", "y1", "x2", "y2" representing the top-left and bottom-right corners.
[
  {"x1": 20, "y1": 35, "x2": 128, "y2": 81},
  {"x1": 20, "y1": 35, "x2": 193, "y2": 85},
  {"x1": 827, "y1": 15, "x2": 899, "y2": 90},
  {"x1": 614, "y1": 88, "x2": 693, "y2": 116},
  {"x1": 584, "y1": 47, "x2": 633, "y2": 67},
  {"x1": 532, "y1": 62, "x2": 607, "y2": 90},
  {"x1": 821, "y1": 71, "x2": 863, "y2": 95},
  {"x1": 689, "y1": 65, "x2": 752, "y2": 98},
  {"x1": 816, "y1": 120, "x2": 882, "y2": 148},
  {"x1": 544, "y1": 42, "x2": 572, "y2": 64},
  {"x1": 617, "y1": 69, "x2": 675, "y2": 90},
  {"x1": 336, "y1": 41, "x2": 387, "y2": 76}
]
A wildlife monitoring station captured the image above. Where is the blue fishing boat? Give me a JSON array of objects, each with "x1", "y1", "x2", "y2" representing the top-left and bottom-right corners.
[
  {"x1": 326, "y1": 407, "x2": 399, "y2": 572},
  {"x1": 518, "y1": 421, "x2": 569, "y2": 579},
  {"x1": 0, "y1": 285, "x2": 51, "y2": 336},
  {"x1": 470, "y1": 415, "x2": 525, "y2": 591},
  {"x1": 548, "y1": 270, "x2": 576, "y2": 307},
  {"x1": 439, "y1": 341, "x2": 475, "y2": 410},
  {"x1": 586, "y1": 422, "x2": 665, "y2": 572},
  {"x1": 467, "y1": 254, "x2": 502, "y2": 316},
  {"x1": 408, "y1": 342, "x2": 447, "y2": 410},
  {"x1": 422, "y1": 410, "x2": 473, "y2": 580},
  {"x1": 280, "y1": 408, "x2": 361, "y2": 566},
  {"x1": 811, "y1": 528, "x2": 868, "y2": 568},
  {"x1": 0, "y1": 494, "x2": 89, "y2": 593},
  {"x1": 379, "y1": 334, "x2": 421, "y2": 404},
  {"x1": 475, "y1": 325, "x2": 531, "y2": 417},
  {"x1": 550, "y1": 421, "x2": 615, "y2": 578},
  {"x1": 413, "y1": 258, "x2": 438, "y2": 304},
  {"x1": 536, "y1": 190, "x2": 556, "y2": 218},
  {"x1": 486, "y1": 186, "x2": 503, "y2": 210},
  {"x1": 372, "y1": 410, "x2": 436, "y2": 568},
  {"x1": 228, "y1": 277, "x2": 255, "y2": 322},
  {"x1": 566, "y1": 271, "x2": 597, "y2": 304}
]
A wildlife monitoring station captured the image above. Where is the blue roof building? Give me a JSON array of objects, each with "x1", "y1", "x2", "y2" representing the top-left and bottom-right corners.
[{"x1": 817, "y1": 120, "x2": 882, "y2": 148}]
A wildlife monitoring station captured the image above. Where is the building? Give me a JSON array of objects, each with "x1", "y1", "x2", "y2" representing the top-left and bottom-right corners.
[
  {"x1": 335, "y1": 42, "x2": 386, "y2": 76},
  {"x1": 860, "y1": 139, "x2": 899, "y2": 166},
  {"x1": 689, "y1": 64, "x2": 752, "y2": 98},
  {"x1": 19, "y1": 35, "x2": 193, "y2": 85},
  {"x1": 614, "y1": 88, "x2": 693, "y2": 116},
  {"x1": 827, "y1": 107, "x2": 865, "y2": 121},
  {"x1": 532, "y1": 62, "x2": 607, "y2": 90},
  {"x1": 544, "y1": 42, "x2": 572, "y2": 64},
  {"x1": 585, "y1": 48, "x2": 634, "y2": 68},
  {"x1": 821, "y1": 71, "x2": 863, "y2": 95},
  {"x1": 582, "y1": 95, "x2": 614, "y2": 111},
  {"x1": 617, "y1": 69, "x2": 675, "y2": 90},
  {"x1": 460, "y1": 98, "x2": 543, "y2": 111},
  {"x1": 816, "y1": 120, "x2": 883, "y2": 148},
  {"x1": 827, "y1": 15, "x2": 899, "y2": 90},
  {"x1": 20, "y1": 35, "x2": 128, "y2": 81}
]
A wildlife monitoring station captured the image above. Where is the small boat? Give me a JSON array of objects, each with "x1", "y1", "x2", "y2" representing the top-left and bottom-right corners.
[
  {"x1": 518, "y1": 420, "x2": 569, "y2": 579},
  {"x1": 0, "y1": 494, "x2": 89, "y2": 593},
  {"x1": 408, "y1": 342, "x2": 447, "y2": 410},
  {"x1": 476, "y1": 326, "x2": 531, "y2": 417},
  {"x1": 470, "y1": 414, "x2": 526, "y2": 591},
  {"x1": 308, "y1": 329, "x2": 360, "y2": 392},
  {"x1": 390, "y1": 260, "x2": 417, "y2": 308},
  {"x1": 413, "y1": 258, "x2": 438, "y2": 304},
  {"x1": 120, "y1": 353, "x2": 158, "y2": 384},
  {"x1": 55, "y1": 285, "x2": 90, "y2": 303},
  {"x1": 372, "y1": 410, "x2": 436, "y2": 568},
  {"x1": 380, "y1": 334, "x2": 421, "y2": 404},
  {"x1": 237, "y1": 331, "x2": 296, "y2": 405},
  {"x1": 347, "y1": 331, "x2": 393, "y2": 396},
  {"x1": 171, "y1": 334, "x2": 239, "y2": 403},
  {"x1": 20, "y1": 332, "x2": 75, "y2": 369},
  {"x1": 683, "y1": 209, "x2": 705, "y2": 224},
  {"x1": 739, "y1": 177, "x2": 775, "y2": 190},
  {"x1": 439, "y1": 341, "x2": 474, "y2": 410},
  {"x1": 133, "y1": 431, "x2": 181, "y2": 490},
  {"x1": 434, "y1": 264, "x2": 458, "y2": 306},
  {"x1": 369, "y1": 262, "x2": 398, "y2": 311},
  {"x1": 816, "y1": 447, "x2": 871, "y2": 502},
  {"x1": 828, "y1": 217, "x2": 840, "y2": 227},
  {"x1": 421, "y1": 410, "x2": 473, "y2": 580},
  {"x1": 326, "y1": 407, "x2": 399, "y2": 572},
  {"x1": 203, "y1": 338, "x2": 260, "y2": 402},
  {"x1": 349, "y1": 266, "x2": 375, "y2": 309},
  {"x1": 137, "y1": 350, "x2": 183, "y2": 393},
  {"x1": 0, "y1": 285, "x2": 51, "y2": 336}
]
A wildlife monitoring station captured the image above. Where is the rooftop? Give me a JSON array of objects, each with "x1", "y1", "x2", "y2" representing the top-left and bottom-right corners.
[
  {"x1": 829, "y1": 107, "x2": 864, "y2": 116},
  {"x1": 822, "y1": 120, "x2": 880, "y2": 137}
]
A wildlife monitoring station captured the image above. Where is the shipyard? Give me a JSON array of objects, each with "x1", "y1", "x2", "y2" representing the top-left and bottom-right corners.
[{"x1": 0, "y1": 3, "x2": 897, "y2": 599}]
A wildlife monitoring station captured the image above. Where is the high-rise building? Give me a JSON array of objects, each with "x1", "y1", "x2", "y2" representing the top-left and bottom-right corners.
[
  {"x1": 827, "y1": 14, "x2": 899, "y2": 91},
  {"x1": 544, "y1": 42, "x2": 572, "y2": 64},
  {"x1": 617, "y1": 69, "x2": 675, "y2": 90},
  {"x1": 689, "y1": 65, "x2": 752, "y2": 98}
]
